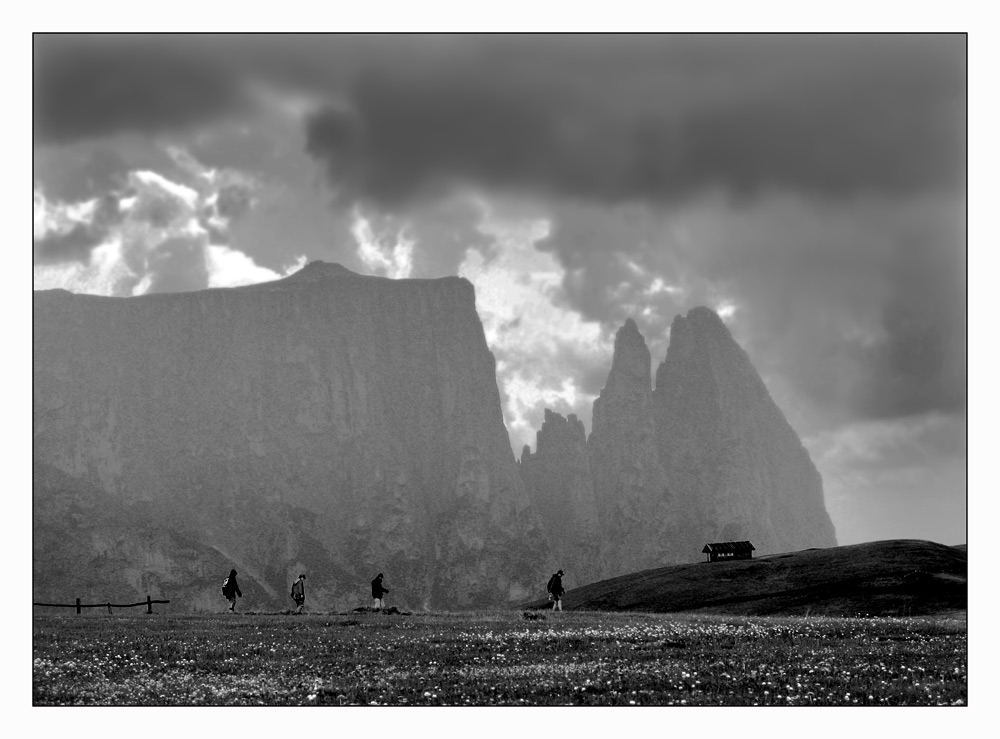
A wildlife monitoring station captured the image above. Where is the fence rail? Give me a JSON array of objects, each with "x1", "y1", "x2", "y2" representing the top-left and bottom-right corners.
[{"x1": 33, "y1": 595, "x2": 170, "y2": 614}]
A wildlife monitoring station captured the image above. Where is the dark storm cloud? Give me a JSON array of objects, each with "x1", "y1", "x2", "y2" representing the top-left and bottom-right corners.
[
  {"x1": 536, "y1": 192, "x2": 965, "y2": 429},
  {"x1": 36, "y1": 35, "x2": 964, "y2": 206},
  {"x1": 768, "y1": 198, "x2": 966, "y2": 424},
  {"x1": 305, "y1": 34, "x2": 965, "y2": 207},
  {"x1": 33, "y1": 35, "x2": 247, "y2": 145},
  {"x1": 851, "y1": 213, "x2": 966, "y2": 419},
  {"x1": 32, "y1": 34, "x2": 967, "y2": 423},
  {"x1": 32, "y1": 147, "x2": 131, "y2": 203},
  {"x1": 32, "y1": 33, "x2": 434, "y2": 147}
]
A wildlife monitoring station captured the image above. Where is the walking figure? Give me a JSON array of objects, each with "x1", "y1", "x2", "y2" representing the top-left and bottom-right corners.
[
  {"x1": 547, "y1": 569, "x2": 565, "y2": 611},
  {"x1": 291, "y1": 574, "x2": 306, "y2": 614},
  {"x1": 222, "y1": 569, "x2": 242, "y2": 612},
  {"x1": 371, "y1": 572, "x2": 388, "y2": 609}
]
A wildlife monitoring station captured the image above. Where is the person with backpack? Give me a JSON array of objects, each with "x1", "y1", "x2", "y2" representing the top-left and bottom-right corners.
[
  {"x1": 547, "y1": 569, "x2": 565, "y2": 611},
  {"x1": 222, "y1": 569, "x2": 242, "y2": 612},
  {"x1": 291, "y1": 574, "x2": 306, "y2": 614},
  {"x1": 371, "y1": 572, "x2": 388, "y2": 609}
]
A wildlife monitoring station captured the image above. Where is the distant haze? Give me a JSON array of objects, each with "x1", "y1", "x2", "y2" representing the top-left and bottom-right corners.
[{"x1": 32, "y1": 33, "x2": 966, "y2": 548}]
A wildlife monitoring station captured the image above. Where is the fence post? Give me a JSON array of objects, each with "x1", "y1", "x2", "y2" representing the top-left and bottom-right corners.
[
  {"x1": 76, "y1": 598, "x2": 81, "y2": 615},
  {"x1": 107, "y1": 602, "x2": 112, "y2": 615},
  {"x1": 147, "y1": 595, "x2": 152, "y2": 614}
]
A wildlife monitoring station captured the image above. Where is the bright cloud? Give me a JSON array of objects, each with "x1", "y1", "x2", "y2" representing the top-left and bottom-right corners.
[
  {"x1": 644, "y1": 277, "x2": 682, "y2": 297},
  {"x1": 33, "y1": 187, "x2": 96, "y2": 239},
  {"x1": 33, "y1": 238, "x2": 138, "y2": 297},
  {"x1": 33, "y1": 188, "x2": 52, "y2": 237},
  {"x1": 458, "y1": 204, "x2": 610, "y2": 449},
  {"x1": 350, "y1": 208, "x2": 414, "y2": 279},
  {"x1": 132, "y1": 170, "x2": 200, "y2": 208},
  {"x1": 206, "y1": 248, "x2": 306, "y2": 288},
  {"x1": 33, "y1": 147, "x2": 296, "y2": 297},
  {"x1": 715, "y1": 300, "x2": 738, "y2": 321}
]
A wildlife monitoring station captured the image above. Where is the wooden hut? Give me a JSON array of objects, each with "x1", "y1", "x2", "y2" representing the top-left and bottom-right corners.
[{"x1": 702, "y1": 541, "x2": 755, "y2": 562}]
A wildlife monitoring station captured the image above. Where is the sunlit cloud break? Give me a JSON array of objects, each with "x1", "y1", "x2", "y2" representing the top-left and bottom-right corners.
[
  {"x1": 33, "y1": 148, "x2": 305, "y2": 296},
  {"x1": 206, "y1": 248, "x2": 307, "y2": 289},
  {"x1": 350, "y1": 207, "x2": 414, "y2": 279},
  {"x1": 458, "y1": 204, "x2": 609, "y2": 448}
]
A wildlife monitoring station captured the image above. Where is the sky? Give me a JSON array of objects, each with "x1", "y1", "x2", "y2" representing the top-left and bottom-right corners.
[{"x1": 31, "y1": 32, "x2": 968, "y2": 550}]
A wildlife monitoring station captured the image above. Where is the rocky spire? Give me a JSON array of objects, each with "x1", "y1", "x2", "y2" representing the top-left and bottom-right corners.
[
  {"x1": 588, "y1": 319, "x2": 672, "y2": 576},
  {"x1": 652, "y1": 307, "x2": 837, "y2": 555},
  {"x1": 520, "y1": 409, "x2": 601, "y2": 583},
  {"x1": 590, "y1": 318, "x2": 653, "y2": 449}
]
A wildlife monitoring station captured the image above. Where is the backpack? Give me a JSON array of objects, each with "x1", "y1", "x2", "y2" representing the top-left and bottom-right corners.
[
  {"x1": 546, "y1": 575, "x2": 556, "y2": 594},
  {"x1": 222, "y1": 577, "x2": 230, "y2": 595}
]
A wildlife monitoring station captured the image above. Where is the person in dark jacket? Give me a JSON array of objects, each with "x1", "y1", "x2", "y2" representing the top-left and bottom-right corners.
[
  {"x1": 371, "y1": 573, "x2": 388, "y2": 609},
  {"x1": 291, "y1": 574, "x2": 306, "y2": 614},
  {"x1": 222, "y1": 569, "x2": 242, "y2": 612},
  {"x1": 547, "y1": 569, "x2": 565, "y2": 611}
]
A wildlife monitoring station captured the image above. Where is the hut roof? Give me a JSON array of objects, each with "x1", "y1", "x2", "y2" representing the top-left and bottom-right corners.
[{"x1": 701, "y1": 541, "x2": 756, "y2": 554}]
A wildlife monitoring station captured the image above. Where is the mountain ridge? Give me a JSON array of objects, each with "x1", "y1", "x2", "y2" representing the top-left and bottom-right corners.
[
  {"x1": 34, "y1": 262, "x2": 547, "y2": 610},
  {"x1": 523, "y1": 304, "x2": 837, "y2": 587},
  {"x1": 34, "y1": 263, "x2": 838, "y2": 610}
]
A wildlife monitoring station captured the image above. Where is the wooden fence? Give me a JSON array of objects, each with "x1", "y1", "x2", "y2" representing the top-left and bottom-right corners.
[{"x1": 33, "y1": 595, "x2": 170, "y2": 614}]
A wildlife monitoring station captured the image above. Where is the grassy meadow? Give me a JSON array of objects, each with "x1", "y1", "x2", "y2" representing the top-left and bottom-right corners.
[{"x1": 32, "y1": 609, "x2": 966, "y2": 706}]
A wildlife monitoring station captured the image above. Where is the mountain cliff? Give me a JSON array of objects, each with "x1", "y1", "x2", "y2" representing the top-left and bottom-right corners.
[
  {"x1": 586, "y1": 319, "x2": 673, "y2": 574},
  {"x1": 651, "y1": 307, "x2": 837, "y2": 556},
  {"x1": 33, "y1": 262, "x2": 549, "y2": 610},
  {"x1": 521, "y1": 308, "x2": 837, "y2": 583},
  {"x1": 518, "y1": 410, "x2": 601, "y2": 584},
  {"x1": 34, "y1": 265, "x2": 836, "y2": 610}
]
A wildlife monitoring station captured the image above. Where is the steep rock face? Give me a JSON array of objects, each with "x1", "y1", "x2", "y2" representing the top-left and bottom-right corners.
[
  {"x1": 586, "y1": 319, "x2": 673, "y2": 575},
  {"x1": 521, "y1": 308, "x2": 837, "y2": 584},
  {"x1": 33, "y1": 262, "x2": 549, "y2": 610},
  {"x1": 519, "y1": 410, "x2": 601, "y2": 584},
  {"x1": 32, "y1": 459, "x2": 241, "y2": 612},
  {"x1": 651, "y1": 307, "x2": 837, "y2": 555}
]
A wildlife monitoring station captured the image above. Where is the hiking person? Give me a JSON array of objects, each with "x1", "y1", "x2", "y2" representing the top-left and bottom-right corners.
[
  {"x1": 371, "y1": 572, "x2": 388, "y2": 609},
  {"x1": 222, "y1": 569, "x2": 242, "y2": 612},
  {"x1": 291, "y1": 574, "x2": 306, "y2": 614},
  {"x1": 547, "y1": 569, "x2": 565, "y2": 611}
]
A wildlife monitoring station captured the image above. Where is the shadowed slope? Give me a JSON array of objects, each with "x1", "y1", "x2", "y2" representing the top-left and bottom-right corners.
[{"x1": 522, "y1": 540, "x2": 966, "y2": 617}]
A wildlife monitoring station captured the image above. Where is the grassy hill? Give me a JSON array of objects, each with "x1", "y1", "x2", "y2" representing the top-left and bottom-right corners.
[{"x1": 525, "y1": 540, "x2": 966, "y2": 617}]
